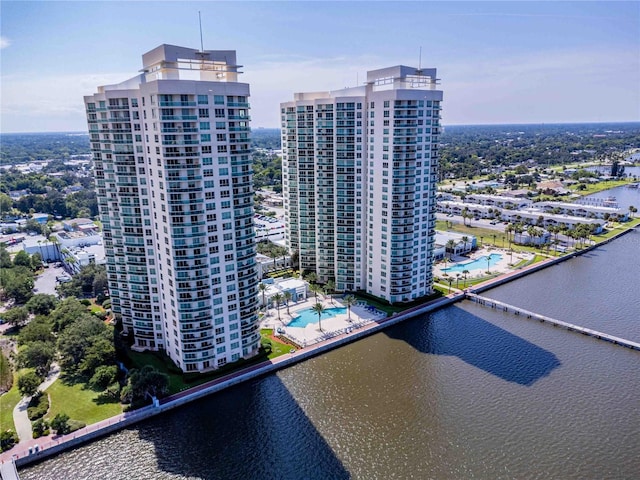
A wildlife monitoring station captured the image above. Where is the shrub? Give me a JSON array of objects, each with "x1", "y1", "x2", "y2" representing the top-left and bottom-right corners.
[
  {"x1": 32, "y1": 418, "x2": 50, "y2": 438},
  {"x1": 68, "y1": 419, "x2": 86, "y2": 433},
  {"x1": 102, "y1": 299, "x2": 112, "y2": 310},
  {"x1": 93, "y1": 310, "x2": 107, "y2": 321},
  {"x1": 27, "y1": 392, "x2": 49, "y2": 421},
  {"x1": 0, "y1": 430, "x2": 18, "y2": 452},
  {"x1": 80, "y1": 299, "x2": 91, "y2": 306},
  {"x1": 18, "y1": 371, "x2": 42, "y2": 397},
  {"x1": 50, "y1": 413, "x2": 70, "y2": 435}
]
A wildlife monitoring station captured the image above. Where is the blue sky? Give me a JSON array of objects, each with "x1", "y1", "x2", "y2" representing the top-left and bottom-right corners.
[{"x1": 1, "y1": 1, "x2": 639, "y2": 132}]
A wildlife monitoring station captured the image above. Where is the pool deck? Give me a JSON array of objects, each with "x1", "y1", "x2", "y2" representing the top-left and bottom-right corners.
[
  {"x1": 434, "y1": 247, "x2": 534, "y2": 279},
  {"x1": 260, "y1": 295, "x2": 385, "y2": 346}
]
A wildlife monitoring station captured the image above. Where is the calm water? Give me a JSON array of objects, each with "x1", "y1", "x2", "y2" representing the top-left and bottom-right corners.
[
  {"x1": 443, "y1": 253, "x2": 502, "y2": 273},
  {"x1": 21, "y1": 239, "x2": 640, "y2": 479}
]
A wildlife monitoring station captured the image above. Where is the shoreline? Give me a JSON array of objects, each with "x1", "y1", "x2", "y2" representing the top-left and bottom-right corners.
[{"x1": 3, "y1": 223, "x2": 637, "y2": 470}]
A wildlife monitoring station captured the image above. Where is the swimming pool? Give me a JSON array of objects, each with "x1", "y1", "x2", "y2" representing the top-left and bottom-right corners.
[
  {"x1": 287, "y1": 306, "x2": 347, "y2": 328},
  {"x1": 443, "y1": 253, "x2": 502, "y2": 273}
]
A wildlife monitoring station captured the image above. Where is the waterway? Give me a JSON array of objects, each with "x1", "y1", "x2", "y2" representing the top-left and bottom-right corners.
[{"x1": 21, "y1": 233, "x2": 640, "y2": 478}]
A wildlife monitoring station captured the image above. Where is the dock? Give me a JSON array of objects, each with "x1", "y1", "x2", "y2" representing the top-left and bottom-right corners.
[
  {"x1": 465, "y1": 292, "x2": 640, "y2": 351},
  {"x1": 0, "y1": 460, "x2": 20, "y2": 480}
]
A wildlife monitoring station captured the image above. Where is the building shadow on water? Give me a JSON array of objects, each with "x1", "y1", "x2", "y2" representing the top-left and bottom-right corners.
[
  {"x1": 384, "y1": 305, "x2": 561, "y2": 386},
  {"x1": 135, "y1": 374, "x2": 350, "y2": 479}
]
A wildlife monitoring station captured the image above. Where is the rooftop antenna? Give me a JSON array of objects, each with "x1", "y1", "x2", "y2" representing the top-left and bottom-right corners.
[
  {"x1": 199, "y1": 11, "x2": 204, "y2": 52},
  {"x1": 418, "y1": 46, "x2": 422, "y2": 71}
]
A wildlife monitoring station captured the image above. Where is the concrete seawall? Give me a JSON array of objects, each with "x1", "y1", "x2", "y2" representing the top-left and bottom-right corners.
[
  {"x1": 10, "y1": 293, "x2": 461, "y2": 469},
  {"x1": 9, "y1": 223, "x2": 636, "y2": 469}
]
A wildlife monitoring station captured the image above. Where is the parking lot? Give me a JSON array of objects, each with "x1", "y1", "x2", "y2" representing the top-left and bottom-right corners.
[{"x1": 34, "y1": 263, "x2": 69, "y2": 297}]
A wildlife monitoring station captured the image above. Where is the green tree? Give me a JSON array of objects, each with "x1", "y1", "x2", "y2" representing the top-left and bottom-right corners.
[
  {"x1": 79, "y1": 336, "x2": 115, "y2": 376},
  {"x1": 0, "y1": 246, "x2": 12, "y2": 268},
  {"x1": 57, "y1": 316, "x2": 112, "y2": 373},
  {"x1": 18, "y1": 317, "x2": 55, "y2": 345},
  {"x1": 122, "y1": 365, "x2": 169, "y2": 406},
  {"x1": 0, "y1": 192, "x2": 13, "y2": 212},
  {"x1": 30, "y1": 252, "x2": 43, "y2": 271},
  {"x1": 258, "y1": 282, "x2": 268, "y2": 310},
  {"x1": 311, "y1": 302, "x2": 326, "y2": 332},
  {"x1": 13, "y1": 250, "x2": 32, "y2": 268},
  {"x1": 50, "y1": 413, "x2": 71, "y2": 435},
  {"x1": 324, "y1": 280, "x2": 336, "y2": 304},
  {"x1": 272, "y1": 292, "x2": 284, "y2": 321},
  {"x1": 89, "y1": 365, "x2": 118, "y2": 390},
  {"x1": 0, "y1": 430, "x2": 18, "y2": 452},
  {"x1": 0, "y1": 267, "x2": 34, "y2": 304},
  {"x1": 18, "y1": 341, "x2": 55, "y2": 377},
  {"x1": 2, "y1": 306, "x2": 29, "y2": 327},
  {"x1": 18, "y1": 371, "x2": 41, "y2": 397},
  {"x1": 343, "y1": 294, "x2": 357, "y2": 321},
  {"x1": 50, "y1": 297, "x2": 92, "y2": 332},
  {"x1": 26, "y1": 293, "x2": 59, "y2": 316},
  {"x1": 283, "y1": 290, "x2": 293, "y2": 316}
]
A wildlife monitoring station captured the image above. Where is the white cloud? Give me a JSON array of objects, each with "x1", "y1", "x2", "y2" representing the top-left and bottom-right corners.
[
  {"x1": 0, "y1": 36, "x2": 10, "y2": 49},
  {"x1": 1, "y1": 48, "x2": 637, "y2": 132}
]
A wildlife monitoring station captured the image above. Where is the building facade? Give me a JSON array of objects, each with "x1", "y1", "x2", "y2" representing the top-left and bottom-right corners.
[
  {"x1": 281, "y1": 66, "x2": 442, "y2": 303},
  {"x1": 84, "y1": 44, "x2": 260, "y2": 372}
]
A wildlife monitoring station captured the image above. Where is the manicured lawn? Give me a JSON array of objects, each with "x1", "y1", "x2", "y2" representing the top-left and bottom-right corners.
[
  {"x1": 45, "y1": 379, "x2": 122, "y2": 425},
  {"x1": 569, "y1": 179, "x2": 633, "y2": 195},
  {"x1": 0, "y1": 373, "x2": 22, "y2": 432},
  {"x1": 124, "y1": 335, "x2": 286, "y2": 396},
  {"x1": 261, "y1": 329, "x2": 296, "y2": 359}
]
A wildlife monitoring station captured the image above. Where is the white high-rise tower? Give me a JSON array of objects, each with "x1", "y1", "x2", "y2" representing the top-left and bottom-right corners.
[
  {"x1": 85, "y1": 45, "x2": 260, "y2": 372},
  {"x1": 281, "y1": 66, "x2": 442, "y2": 303}
]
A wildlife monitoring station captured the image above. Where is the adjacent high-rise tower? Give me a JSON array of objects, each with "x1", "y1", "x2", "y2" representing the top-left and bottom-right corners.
[
  {"x1": 85, "y1": 45, "x2": 260, "y2": 372},
  {"x1": 281, "y1": 66, "x2": 442, "y2": 303}
]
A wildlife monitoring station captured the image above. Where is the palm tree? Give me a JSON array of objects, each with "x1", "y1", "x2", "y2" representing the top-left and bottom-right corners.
[
  {"x1": 455, "y1": 272, "x2": 461, "y2": 289},
  {"x1": 446, "y1": 239, "x2": 456, "y2": 260},
  {"x1": 258, "y1": 282, "x2": 268, "y2": 310},
  {"x1": 272, "y1": 292, "x2": 284, "y2": 321},
  {"x1": 343, "y1": 294, "x2": 357, "y2": 322},
  {"x1": 283, "y1": 290, "x2": 293, "y2": 315},
  {"x1": 461, "y1": 236, "x2": 469, "y2": 252},
  {"x1": 324, "y1": 279, "x2": 336, "y2": 304},
  {"x1": 462, "y1": 269, "x2": 470, "y2": 288},
  {"x1": 447, "y1": 277, "x2": 453, "y2": 293},
  {"x1": 311, "y1": 302, "x2": 326, "y2": 332},
  {"x1": 462, "y1": 207, "x2": 470, "y2": 226},
  {"x1": 309, "y1": 283, "x2": 323, "y2": 302}
]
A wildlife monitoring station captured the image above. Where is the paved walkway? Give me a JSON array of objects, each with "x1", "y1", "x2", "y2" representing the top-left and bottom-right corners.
[{"x1": 13, "y1": 364, "x2": 60, "y2": 443}]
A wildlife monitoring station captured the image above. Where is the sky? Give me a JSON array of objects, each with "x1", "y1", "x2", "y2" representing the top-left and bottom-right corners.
[{"x1": 1, "y1": 1, "x2": 639, "y2": 133}]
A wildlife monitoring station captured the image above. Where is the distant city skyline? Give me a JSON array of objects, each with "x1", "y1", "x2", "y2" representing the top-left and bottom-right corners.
[{"x1": 1, "y1": 1, "x2": 639, "y2": 133}]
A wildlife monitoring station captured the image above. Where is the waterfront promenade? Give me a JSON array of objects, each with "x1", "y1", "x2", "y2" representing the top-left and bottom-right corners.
[{"x1": 3, "y1": 222, "x2": 637, "y2": 469}]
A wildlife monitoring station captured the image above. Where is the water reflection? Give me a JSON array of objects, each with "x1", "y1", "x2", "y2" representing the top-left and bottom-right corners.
[
  {"x1": 136, "y1": 375, "x2": 350, "y2": 479},
  {"x1": 386, "y1": 306, "x2": 561, "y2": 386}
]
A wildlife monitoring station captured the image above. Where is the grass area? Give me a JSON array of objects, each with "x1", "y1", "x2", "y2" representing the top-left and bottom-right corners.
[
  {"x1": 124, "y1": 333, "x2": 286, "y2": 395},
  {"x1": 0, "y1": 352, "x2": 12, "y2": 392},
  {"x1": 569, "y1": 179, "x2": 633, "y2": 195},
  {"x1": 260, "y1": 329, "x2": 295, "y2": 359},
  {"x1": 0, "y1": 372, "x2": 22, "y2": 432},
  {"x1": 45, "y1": 378, "x2": 122, "y2": 425},
  {"x1": 352, "y1": 290, "x2": 443, "y2": 315}
]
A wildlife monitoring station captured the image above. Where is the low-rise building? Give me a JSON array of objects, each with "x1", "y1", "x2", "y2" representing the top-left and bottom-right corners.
[
  {"x1": 433, "y1": 231, "x2": 477, "y2": 260},
  {"x1": 533, "y1": 201, "x2": 627, "y2": 220},
  {"x1": 466, "y1": 194, "x2": 532, "y2": 210}
]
